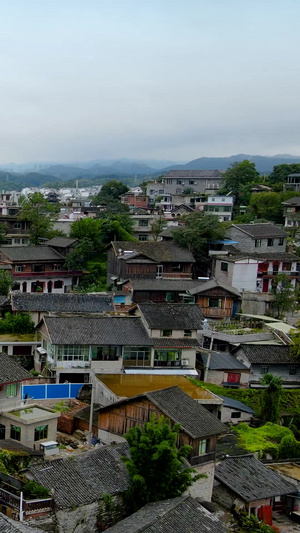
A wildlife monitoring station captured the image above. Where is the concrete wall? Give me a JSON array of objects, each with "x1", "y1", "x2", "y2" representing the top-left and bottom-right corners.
[
  {"x1": 228, "y1": 226, "x2": 286, "y2": 253},
  {"x1": 0, "y1": 382, "x2": 22, "y2": 410},
  {"x1": 0, "y1": 411, "x2": 58, "y2": 449},
  {"x1": 241, "y1": 291, "x2": 274, "y2": 315},
  {"x1": 206, "y1": 369, "x2": 250, "y2": 387},
  {"x1": 231, "y1": 261, "x2": 258, "y2": 291},
  {"x1": 185, "y1": 461, "x2": 215, "y2": 501},
  {"x1": 221, "y1": 407, "x2": 253, "y2": 424}
]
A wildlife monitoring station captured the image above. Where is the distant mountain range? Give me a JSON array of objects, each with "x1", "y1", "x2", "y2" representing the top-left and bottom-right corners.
[{"x1": 0, "y1": 154, "x2": 299, "y2": 191}]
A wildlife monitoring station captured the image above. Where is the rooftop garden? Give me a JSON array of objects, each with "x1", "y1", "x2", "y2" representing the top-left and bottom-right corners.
[
  {"x1": 208, "y1": 319, "x2": 265, "y2": 335},
  {"x1": 0, "y1": 313, "x2": 35, "y2": 334},
  {"x1": 234, "y1": 422, "x2": 300, "y2": 460}
]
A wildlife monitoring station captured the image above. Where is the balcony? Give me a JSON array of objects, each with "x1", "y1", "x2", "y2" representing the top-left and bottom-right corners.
[
  {"x1": 190, "y1": 451, "x2": 216, "y2": 466},
  {"x1": 161, "y1": 273, "x2": 193, "y2": 279},
  {"x1": 0, "y1": 487, "x2": 53, "y2": 518},
  {"x1": 13, "y1": 270, "x2": 82, "y2": 278}
]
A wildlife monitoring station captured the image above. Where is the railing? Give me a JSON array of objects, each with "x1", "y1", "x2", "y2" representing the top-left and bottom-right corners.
[
  {"x1": 13, "y1": 270, "x2": 82, "y2": 278},
  {"x1": 0, "y1": 487, "x2": 20, "y2": 508},
  {"x1": 23, "y1": 498, "x2": 53, "y2": 515},
  {"x1": 258, "y1": 270, "x2": 298, "y2": 277},
  {"x1": 201, "y1": 307, "x2": 232, "y2": 317},
  {"x1": 161, "y1": 273, "x2": 193, "y2": 279},
  {"x1": 190, "y1": 452, "x2": 216, "y2": 466}
]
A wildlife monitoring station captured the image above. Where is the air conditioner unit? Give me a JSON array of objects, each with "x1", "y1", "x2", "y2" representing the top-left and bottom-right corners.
[{"x1": 181, "y1": 359, "x2": 189, "y2": 367}]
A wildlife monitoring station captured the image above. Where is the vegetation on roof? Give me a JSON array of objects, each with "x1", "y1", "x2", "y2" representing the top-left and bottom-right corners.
[
  {"x1": 0, "y1": 313, "x2": 35, "y2": 334},
  {"x1": 233, "y1": 422, "x2": 300, "y2": 460}
]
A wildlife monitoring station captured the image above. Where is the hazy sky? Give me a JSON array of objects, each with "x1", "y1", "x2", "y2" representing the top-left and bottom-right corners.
[{"x1": 0, "y1": 0, "x2": 299, "y2": 163}]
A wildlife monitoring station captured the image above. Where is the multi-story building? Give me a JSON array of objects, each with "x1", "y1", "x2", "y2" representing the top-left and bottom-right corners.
[
  {"x1": 162, "y1": 170, "x2": 224, "y2": 195},
  {"x1": 282, "y1": 196, "x2": 300, "y2": 228},
  {"x1": 204, "y1": 196, "x2": 233, "y2": 222},
  {"x1": 227, "y1": 223, "x2": 288, "y2": 254},
  {"x1": 284, "y1": 173, "x2": 300, "y2": 192}
]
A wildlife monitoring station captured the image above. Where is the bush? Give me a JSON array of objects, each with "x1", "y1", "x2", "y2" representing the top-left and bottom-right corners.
[
  {"x1": 234, "y1": 422, "x2": 292, "y2": 459},
  {"x1": 23, "y1": 480, "x2": 50, "y2": 499},
  {"x1": 278, "y1": 434, "x2": 300, "y2": 459},
  {"x1": 0, "y1": 313, "x2": 35, "y2": 334}
]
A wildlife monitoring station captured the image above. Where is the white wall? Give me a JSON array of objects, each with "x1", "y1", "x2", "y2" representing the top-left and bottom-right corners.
[{"x1": 232, "y1": 262, "x2": 258, "y2": 291}]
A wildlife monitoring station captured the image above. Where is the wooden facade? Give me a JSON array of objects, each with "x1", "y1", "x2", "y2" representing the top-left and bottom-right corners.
[
  {"x1": 195, "y1": 287, "x2": 239, "y2": 319},
  {"x1": 98, "y1": 397, "x2": 217, "y2": 466}
]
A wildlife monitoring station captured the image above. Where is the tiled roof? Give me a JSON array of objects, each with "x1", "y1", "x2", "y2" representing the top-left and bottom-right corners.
[
  {"x1": 42, "y1": 316, "x2": 153, "y2": 345},
  {"x1": 111, "y1": 241, "x2": 195, "y2": 263},
  {"x1": 28, "y1": 443, "x2": 130, "y2": 509},
  {"x1": 188, "y1": 279, "x2": 241, "y2": 297},
  {"x1": 218, "y1": 396, "x2": 255, "y2": 414},
  {"x1": 99, "y1": 386, "x2": 227, "y2": 439},
  {"x1": 128, "y1": 279, "x2": 201, "y2": 292},
  {"x1": 46, "y1": 237, "x2": 77, "y2": 247},
  {"x1": 0, "y1": 246, "x2": 65, "y2": 262},
  {"x1": 282, "y1": 196, "x2": 300, "y2": 206},
  {"x1": 12, "y1": 293, "x2": 113, "y2": 313},
  {"x1": 0, "y1": 514, "x2": 41, "y2": 532},
  {"x1": 201, "y1": 351, "x2": 249, "y2": 370},
  {"x1": 152, "y1": 338, "x2": 200, "y2": 348},
  {"x1": 236, "y1": 344, "x2": 297, "y2": 364},
  {"x1": 165, "y1": 170, "x2": 224, "y2": 178},
  {"x1": 215, "y1": 455, "x2": 295, "y2": 502},
  {"x1": 0, "y1": 352, "x2": 31, "y2": 385},
  {"x1": 231, "y1": 223, "x2": 287, "y2": 238},
  {"x1": 105, "y1": 495, "x2": 226, "y2": 533},
  {"x1": 217, "y1": 251, "x2": 299, "y2": 262},
  {"x1": 139, "y1": 303, "x2": 203, "y2": 330}
]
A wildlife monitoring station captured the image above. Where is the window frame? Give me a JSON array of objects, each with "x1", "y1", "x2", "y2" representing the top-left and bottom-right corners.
[
  {"x1": 160, "y1": 329, "x2": 172, "y2": 337},
  {"x1": 220, "y1": 262, "x2": 228, "y2": 272},
  {"x1": 34, "y1": 425, "x2": 48, "y2": 441},
  {"x1": 10, "y1": 425, "x2": 21, "y2": 441}
]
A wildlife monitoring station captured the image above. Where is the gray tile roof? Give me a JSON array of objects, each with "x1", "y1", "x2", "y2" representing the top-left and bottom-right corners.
[
  {"x1": 0, "y1": 514, "x2": 41, "y2": 532},
  {"x1": 12, "y1": 292, "x2": 113, "y2": 313},
  {"x1": 0, "y1": 246, "x2": 65, "y2": 262},
  {"x1": 99, "y1": 386, "x2": 227, "y2": 439},
  {"x1": 46, "y1": 237, "x2": 77, "y2": 247},
  {"x1": 43, "y1": 315, "x2": 153, "y2": 345},
  {"x1": 218, "y1": 396, "x2": 255, "y2": 414},
  {"x1": 139, "y1": 303, "x2": 203, "y2": 330},
  {"x1": 201, "y1": 351, "x2": 249, "y2": 370},
  {"x1": 152, "y1": 338, "x2": 200, "y2": 348},
  {"x1": 215, "y1": 455, "x2": 295, "y2": 502},
  {"x1": 129, "y1": 279, "x2": 201, "y2": 291},
  {"x1": 282, "y1": 196, "x2": 300, "y2": 206},
  {"x1": 188, "y1": 279, "x2": 241, "y2": 297},
  {"x1": 0, "y1": 352, "x2": 31, "y2": 385},
  {"x1": 236, "y1": 344, "x2": 297, "y2": 365},
  {"x1": 231, "y1": 223, "x2": 287, "y2": 238},
  {"x1": 111, "y1": 241, "x2": 195, "y2": 263},
  {"x1": 105, "y1": 495, "x2": 226, "y2": 533},
  {"x1": 28, "y1": 443, "x2": 130, "y2": 509},
  {"x1": 217, "y1": 251, "x2": 299, "y2": 262},
  {"x1": 165, "y1": 170, "x2": 224, "y2": 178}
]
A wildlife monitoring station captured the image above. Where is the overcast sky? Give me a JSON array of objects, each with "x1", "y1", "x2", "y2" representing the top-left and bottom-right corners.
[{"x1": 0, "y1": 0, "x2": 299, "y2": 163}]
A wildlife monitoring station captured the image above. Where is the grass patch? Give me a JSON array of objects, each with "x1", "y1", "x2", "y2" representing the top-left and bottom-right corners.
[
  {"x1": 53, "y1": 401, "x2": 71, "y2": 413},
  {"x1": 233, "y1": 422, "x2": 292, "y2": 458}
]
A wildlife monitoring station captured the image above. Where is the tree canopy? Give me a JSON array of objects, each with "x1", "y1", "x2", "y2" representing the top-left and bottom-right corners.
[
  {"x1": 122, "y1": 414, "x2": 197, "y2": 512},
  {"x1": 92, "y1": 180, "x2": 129, "y2": 206},
  {"x1": 249, "y1": 192, "x2": 283, "y2": 223},
  {"x1": 260, "y1": 373, "x2": 282, "y2": 424},
  {"x1": 221, "y1": 160, "x2": 260, "y2": 207},
  {"x1": 19, "y1": 192, "x2": 59, "y2": 245},
  {"x1": 0, "y1": 271, "x2": 13, "y2": 296},
  {"x1": 268, "y1": 163, "x2": 300, "y2": 188},
  {"x1": 270, "y1": 273, "x2": 297, "y2": 318}
]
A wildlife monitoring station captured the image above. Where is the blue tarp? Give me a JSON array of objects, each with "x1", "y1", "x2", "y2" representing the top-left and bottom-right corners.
[{"x1": 22, "y1": 383, "x2": 85, "y2": 400}]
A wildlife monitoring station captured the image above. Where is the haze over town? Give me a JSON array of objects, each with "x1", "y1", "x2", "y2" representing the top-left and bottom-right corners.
[{"x1": 1, "y1": 0, "x2": 300, "y2": 163}]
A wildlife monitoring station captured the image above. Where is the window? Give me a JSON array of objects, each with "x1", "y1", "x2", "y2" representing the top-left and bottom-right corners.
[
  {"x1": 53, "y1": 264, "x2": 62, "y2": 270},
  {"x1": 54, "y1": 280, "x2": 63, "y2": 289},
  {"x1": 220, "y1": 262, "x2": 228, "y2": 272},
  {"x1": 4, "y1": 239, "x2": 12, "y2": 245},
  {"x1": 172, "y1": 263, "x2": 183, "y2": 272},
  {"x1": 261, "y1": 367, "x2": 269, "y2": 374},
  {"x1": 15, "y1": 265, "x2": 24, "y2": 272},
  {"x1": 156, "y1": 265, "x2": 163, "y2": 278},
  {"x1": 158, "y1": 190, "x2": 164, "y2": 194},
  {"x1": 138, "y1": 220, "x2": 148, "y2": 226},
  {"x1": 14, "y1": 239, "x2": 20, "y2": 244},
  {"x1": 278, "y1": 238, "x2": 284, "y2": 246},
  {"x1": 22, "y1": 239, "x2": 28, "y2": 244},
  {"x1": 161, "y1": 330, "x2": 172, "y2": 337},
  {"x1": 10, "y1": 425, "x2": 21, "y2": 441},
  {"x1": 289, "y1": 367, "x2": 297, "y2": 375},
  {"x1": 123, "y1": 346, "x2": 151, "y2": 367},
  {"x1": 56, "y1": 345, "x2": 89, "y2": 363},
  {"x1": 184, "y1": 329, "x2": 192, "y2": 337},
  {"x1": 14, "y1": 223, "x2": 22, "y2": 229},
  {"x1": 198, "y1": 439, "x2": 208, "y2": 455},
  {"x1": 267, "y1": 238, "x2": 274, "y2": 247},
  {"x1": 209, "y1": 298, "x2": 222, "y2": 308},
  {"x1": 222, "y1": 198, "x2": 225, "y2": 202},
  {"x1": 7, "y1": 383, "x2": 17, "y2": 397},
  {"x1": 34, "y1": 425, "x2": 48, "y2": 441},
  {"x1": 255, "y1": 239, "x2": 262, "y2": 247},
  {"x1": 91, "y1": 346, "x2": 118, "y2": 361},
  {"x1": 154, "y1": 349, "x2": 181, "y2": 366},
  {"x1": 123, "y1": 197, "x2": 129, "y2": 202},
  {"x1": 231, "y1": 412, "x2": 241, "y2": 418},
  {"x1": 138, "y1": 235, "x2": 148, "y2": 241},
  {"x1": 165, "y1": 292, "x2": 175, "y2": 302},
  {"x1": 32, "y1": 264, "x2": 45, "y2": 272}
]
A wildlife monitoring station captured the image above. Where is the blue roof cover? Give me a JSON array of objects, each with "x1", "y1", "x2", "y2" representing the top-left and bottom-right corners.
[
  {"x1": 210, "y1": 240, "x2": 239, "y2": 245},
  {"x1": 219, "y1": 395, "x2": 255, "y2": 414}
]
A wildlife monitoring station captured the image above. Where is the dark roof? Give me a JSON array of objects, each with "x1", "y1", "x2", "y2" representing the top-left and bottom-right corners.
[
  {"x1": 46, "y1": 237, "x2": 77, "y2": 247},
  {"x1": 139, "y1": 303, "x2": 203, "y2": 330},
  {"x1": 42, "y1": 316, "x2": 153, "y2": 345},
  {"x1": 0, "y1": 439, "x2": 43, "y2": 456},
  {"x1": 230, "y1": 223, "x2": 287, "y2": 238},
  {"x1": 100, "y1": 386, "x2": 227, "y2": 439},
  {"x1": 12, "y1": 292, "x2": 113, "y2": 313},
  {"x1": 0, "y1": 246, "x2": 65, "y2": 262},
  {"x1": 188, "y1": 279, "x2": 241, "y2": 297},
  {"x1": 215, "y1": 455, "x2": 295, "y2": 502},
  {"x1": 218, "y1": 396, "x2": 255, "y2": 414},
  {"x1": 165, "y1": 170, "x2": 224, "y2": 178},
  {"x1": 128, "y1": 279, "x2": 201, "y2": 292},
  {"x1": 235, "y1": 344, "x2": 297, "y2": 365},
  {"x1": 201, "y1": 351, "x2": 249, "y2": 371},
  {"x1": 152, "y1": 338, "x2": 200, "y2": 348},
  {"x1": 111, "y1": 241, "x2": 195, "y2": 263},
  {"x1": 282, "y1": 196, "x2": 300, "y2": 206},
  {"x1": 217, "y1": 251, "x2": 299, "y2": 262},
  {"x1": 105, "y1": 495, "x2": 226, "y2": 533},
  {"x1": 0, "y1": 514, "x2": 41, "y2": 532},
  {"x1": 28, "y1": 443, "x2": 130, "y2": 509},
  {"x1": 0, "y1": 352, "x2": 31, "y2": 385}
]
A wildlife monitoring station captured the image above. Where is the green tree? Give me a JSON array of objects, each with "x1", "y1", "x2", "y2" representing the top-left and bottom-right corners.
[
  {"x1": 70, "y1": 218, "x2": 102, "y2": 248},
  {"x1": 122, "y1": 414, "x2": 197, "y2": 512},
  {"x1": 268, "y1": 163, "x2": 300, "y2": 189},
  {"x1": 150, "y1": 215, "x2": 167, "y2": 241},
  {"x1": 92, "y1": 180, "x2": 129, "y2": 205},
  {"x1": 19, "y1": 192, "x2": 59, "y2": 245},
  {"x1": 260, "y1": 373, "x2": 282, "y2": 424},
  {"x1": 249, "y1": 192, "x2": 283, "y2": 223},
  {"x1": 290, "y1": 323, "x2": 300, "y2": 358},
  {"x1": 270, "y1": 273, "x2": 296, "y2": 318},
  {"x1": 0, "y1": 271, "x2": 13, "y2": 296},
  {"x1": 172, "y1": 211, "x2": 226, "y2": 263},
  {"x1": 221, "y1": 160, "x2": 260, "y2": 205},
  {"x1": 64, "y1": 238, "x2": 94, "y2": 271}
]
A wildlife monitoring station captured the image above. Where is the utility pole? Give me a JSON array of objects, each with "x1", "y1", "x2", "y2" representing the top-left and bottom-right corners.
[{"x1": 88, "y1": 371, "x2": 95, "y2": 447}]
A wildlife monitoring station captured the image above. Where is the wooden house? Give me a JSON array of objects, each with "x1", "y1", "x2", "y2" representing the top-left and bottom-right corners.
[{"x1": 188, "y1": 280, "x2": 241, "y2": 319}]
